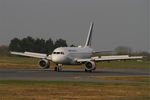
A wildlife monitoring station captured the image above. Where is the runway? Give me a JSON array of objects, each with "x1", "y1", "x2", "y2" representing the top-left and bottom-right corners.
[{"x1": 0, "y1": 69, "x2": 149, "y2": 83}]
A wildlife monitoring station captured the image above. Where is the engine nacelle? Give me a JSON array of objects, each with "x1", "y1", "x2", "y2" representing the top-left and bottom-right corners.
[
  {"x1": 38, "y1": 59, "x2": 50, "y2": 69},
  {"x1": 84, "y1": 61, "x2": 96, "y2": 71}
]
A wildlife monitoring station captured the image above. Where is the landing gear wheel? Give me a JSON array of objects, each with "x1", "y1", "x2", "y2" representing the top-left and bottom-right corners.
[
  {"x1": 85, "y1": 69, "x2": 93, "y2": 72},
  {"x1": 54, "y1": 67, "x2": 57, "y2": 71},
  {"x1": 54, "y1": 64, "x2": 62, "y2": 72},
  {"x1": 89, "y1": 70, "x2": 93, "y2": 72},
  {"x1": 57, "y1": 67, "x2": 61, "y2": 72},
  {"x1": 85, "y1": 69, "x2": 88, "y2": 72}
]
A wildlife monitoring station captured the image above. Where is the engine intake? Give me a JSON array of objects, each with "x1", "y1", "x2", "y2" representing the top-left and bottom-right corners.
[
  {"x1": 85, "y1": 61, "x2": 96, "y2": 70},
  {"x1": 39, "y1": 59, "x2": 50, "y2": 69}
]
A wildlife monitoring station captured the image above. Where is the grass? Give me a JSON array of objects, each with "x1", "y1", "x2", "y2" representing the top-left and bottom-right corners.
[
  {"x1": 0, "y1": 57, "x2": 149, "y2": 69},
  {"x1": 0, "y1": 57, "x2": 39, "y2": 69},
  {"x1": 0, "y1": 80, "x2": 149, "y2": 100},
  {"x1": 96, "y1": 60, "x2": 149, "y2": 69}
]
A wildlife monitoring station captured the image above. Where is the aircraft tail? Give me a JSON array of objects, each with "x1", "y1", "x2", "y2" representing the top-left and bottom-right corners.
[{"x1": 84, "y1": 22, "x2": 94, "y2": 47}]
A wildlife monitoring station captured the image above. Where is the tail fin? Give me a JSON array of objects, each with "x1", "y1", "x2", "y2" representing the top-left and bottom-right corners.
[{"x1": 84, "y1": 22, "x2": 94, "y2": 47}]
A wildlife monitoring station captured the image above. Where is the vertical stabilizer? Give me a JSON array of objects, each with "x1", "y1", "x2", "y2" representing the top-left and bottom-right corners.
[{"x1": 84, "y1": 22, "x2": 94, "y2": 47}]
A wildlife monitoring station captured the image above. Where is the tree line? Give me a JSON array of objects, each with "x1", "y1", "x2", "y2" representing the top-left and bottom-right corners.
[
  {"x1": 9, "y1": 36, "x2": 67, "y2": 54},
  {"x1": 0, "y1": 36, "x2": 149, "y2": 60}
]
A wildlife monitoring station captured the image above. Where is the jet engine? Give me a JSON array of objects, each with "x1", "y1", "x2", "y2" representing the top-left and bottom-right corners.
[
  {"x1": 84, "y1": 61, "x2": 96, "y2": 71},
  {"x1": 39, "y1": 59, "x2": 50, "y2": 69}
]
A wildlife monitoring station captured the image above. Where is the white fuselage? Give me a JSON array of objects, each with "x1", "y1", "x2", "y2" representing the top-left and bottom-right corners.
[{"x1": 51, "y1": 46, "x2": 93, "y2": 65}]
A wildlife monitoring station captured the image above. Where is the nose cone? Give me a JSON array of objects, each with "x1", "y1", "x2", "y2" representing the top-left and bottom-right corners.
[{"x1": 52, "y1": 55, "x2": 65, "y2": 63}]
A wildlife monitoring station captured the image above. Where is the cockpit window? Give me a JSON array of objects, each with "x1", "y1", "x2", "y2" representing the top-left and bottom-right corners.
[
  {"x1": 53, "y1": 52, "x2": 56, "y2": 54},
  {"x1": 60, "y1": 52, "x2": 64, "y2": 54},
  {"x1": 53, "y1": 52, "x2": 64, "y2": 55},
  {"x1": 57, "y1": 52, "x2": 60, "y2": 54}
]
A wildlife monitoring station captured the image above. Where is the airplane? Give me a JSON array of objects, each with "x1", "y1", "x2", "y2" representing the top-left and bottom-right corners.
[{"x1": 11, "y1": 22, "x2": 143, "y2": 72}]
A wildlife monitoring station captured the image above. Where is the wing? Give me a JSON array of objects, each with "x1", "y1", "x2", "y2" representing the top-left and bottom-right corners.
[
  {"x1": 76, "y1": 55, "x2": 143, "y2": 62},
  {"x1": 10, "y1": 51, "x2": 51, "y2": 60}
]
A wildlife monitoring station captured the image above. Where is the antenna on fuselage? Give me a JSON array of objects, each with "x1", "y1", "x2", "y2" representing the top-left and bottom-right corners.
[{"x1": 84, "y1": 22, "x2": 94, "y2": 47}]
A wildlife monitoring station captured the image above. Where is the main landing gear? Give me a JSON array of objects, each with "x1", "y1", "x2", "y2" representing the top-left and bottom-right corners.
[
  {"x1": 54, "y1": 64, "x2": 94, "y2": 72},
  {"x1": 54, "y1": 64, "x2": 62, "y2": 72}
]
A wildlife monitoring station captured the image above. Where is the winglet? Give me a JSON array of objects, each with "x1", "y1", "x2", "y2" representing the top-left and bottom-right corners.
[{"x1": 85, "y1": 22, "x2": 94, "y2": 47}]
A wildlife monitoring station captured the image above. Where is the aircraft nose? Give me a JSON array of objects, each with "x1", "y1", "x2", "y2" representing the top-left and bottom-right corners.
[{"x1": 52, "y1": 55, "x2": 65, "y2": 63}]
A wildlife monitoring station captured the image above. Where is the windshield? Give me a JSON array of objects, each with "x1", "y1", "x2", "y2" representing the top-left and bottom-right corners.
[{"x1": 53, "y1": 52, "x2": 64, "y2": 54}]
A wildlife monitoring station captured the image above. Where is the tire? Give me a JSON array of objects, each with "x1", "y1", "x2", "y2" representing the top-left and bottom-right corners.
[
  {"x1": 89, "y1": 70, "x2": 92, "y2": 72},
  {"x1": 85, "y1": 69, "x2": 88, "y2": 72},
  {"x1": 54, "y1": 67, "x2": 57, "y2": 71},
  {"x1": 85, "y1": 69, "x2": 93, "y2": 72}
]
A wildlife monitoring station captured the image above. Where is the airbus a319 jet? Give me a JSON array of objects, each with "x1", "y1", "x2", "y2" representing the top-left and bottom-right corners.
[{"x1": 11, "y1": 22, "x2": 143, "y2": 72}]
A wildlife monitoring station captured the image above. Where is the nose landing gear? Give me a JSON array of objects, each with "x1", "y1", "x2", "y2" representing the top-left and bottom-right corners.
[{"x1": 54, "y1": 64, "x2": 62, "y2": 72}]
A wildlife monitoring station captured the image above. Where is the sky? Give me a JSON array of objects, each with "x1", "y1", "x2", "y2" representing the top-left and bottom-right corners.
[{"x1": 0, "y1": 0, "x2": 149, "y2": 52}]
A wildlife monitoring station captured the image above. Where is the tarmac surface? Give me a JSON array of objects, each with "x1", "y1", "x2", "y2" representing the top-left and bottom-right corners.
[{"x1": 0, "y1": 69, "x2": 149, "y2": 83}]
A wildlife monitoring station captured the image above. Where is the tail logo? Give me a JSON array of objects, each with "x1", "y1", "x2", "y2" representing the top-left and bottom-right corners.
[{"x1": 85, "y1": 22, "x2": 94, "y2": 47}]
